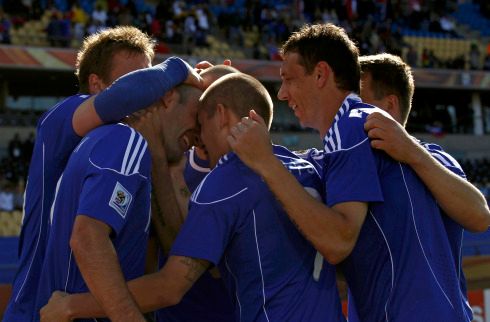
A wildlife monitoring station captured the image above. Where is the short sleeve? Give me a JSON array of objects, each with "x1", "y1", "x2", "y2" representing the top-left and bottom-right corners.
[
  {"x1": 325, "y1": 116, "x2": 384, "y2": 207},
  {"x1": 77, "y1": 125, "x2": 150, "y2": 235}
]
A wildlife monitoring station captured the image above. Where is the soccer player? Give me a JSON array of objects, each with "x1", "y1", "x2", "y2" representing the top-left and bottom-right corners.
[
  {"x1": 39, "y1": 73, "x2": 345, "y2": 322},
  {"x1": 359, "y1": 53, "x2": 490, "y2": 321},
  {"x1": 4, "y1": 26, "x2": 201, "y2": 321},
  {"x1": 34, "y1": 83, "x2": 202, "y2": 321},
  {"x1": 360, "y1": 53, "x2": 490, "y2": 232},
  {"x1": 227, "y1": 24, "x2": 471, "y2": 322},
  {"x1": 148, "y1": 64, "x2": 240, "y2": 322}
]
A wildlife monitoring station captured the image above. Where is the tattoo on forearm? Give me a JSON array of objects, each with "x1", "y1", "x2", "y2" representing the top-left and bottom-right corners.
[
  {"x1": 179, "y1": 186, "x2": 191, "y2": 199},
  {"x1": 151, "y1": 190, "x2": 166, "y2": 227},
  {"x1": 179, "y1": 257, "x2": 207, "y2": 283}
]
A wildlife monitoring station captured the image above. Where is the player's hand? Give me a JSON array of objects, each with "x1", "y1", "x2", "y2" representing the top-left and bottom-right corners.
[
  {"x1": 195, "y1": 59, "x2": 232, "y2": 70},
  {"x1": 126, "y1": 103, "x2": 167, "y2": 161},
  {"x1": 227, "y1": 109, "x2": 275, "y2": 175},
  {"x1": 183, "y1": 61, "x2": 205, "y2": 90},
  {"x1": 40, "y1": 291, "x2": 72, "y2": 322},
  {"x1": 364, "y1": 112, "x2": 422, "y2": 165}
]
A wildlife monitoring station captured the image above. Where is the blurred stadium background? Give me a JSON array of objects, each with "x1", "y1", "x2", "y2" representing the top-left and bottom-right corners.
[{"x1": 0, "y1": 0, "x2": 489, "y2": 320}]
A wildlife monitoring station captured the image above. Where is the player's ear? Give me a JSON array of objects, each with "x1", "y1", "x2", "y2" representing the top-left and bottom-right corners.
[
  {"x1": 315, "y1": 61, "x2": 330, "y2": 87},
  {"x1": 162, "y1": 89, "x2": 178, "y2": 110},
  {"x1": 216, "y1": 103, "x2": 228, "y2": 130},
  {"x1": 386, "y1": 94, "x2": 400, "y2": 115},
  {"x1": 88, "y1": 73, "x2": 104, "y2": 94}
]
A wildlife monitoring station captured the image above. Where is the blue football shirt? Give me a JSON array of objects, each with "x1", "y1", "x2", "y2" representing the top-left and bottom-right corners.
[
  {"x1": 324, "y1": 94, "x2": 469, "y2": 322},
  {"x1": 34, "y1": 123, "x2": 151, "y2": 322},
  {"x1": 170, "y1": 145, "x2": 344, "y2": 322},
  {"x1": 4, "y1": 95, "x2": 90, "y2": 321},
  {"x1": 420, "y1": 141, "x2": 473, "y2": 320},
  {"x1": 155, "y1": 147, "x2": 235, "y2": 322}
]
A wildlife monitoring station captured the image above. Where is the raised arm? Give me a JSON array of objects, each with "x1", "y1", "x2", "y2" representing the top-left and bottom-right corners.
[
  {"x1": 40, "y1": 256, "x2": 210, "y2": 321},
  {"x1": 365, "y1": 112, "x2": 490, "y2": 232},
  {"x1": 69, "y1": 215, "x2": 145, "y2": 321},
  {"x1": 227, "y1": 110, "x2": 368, "y2": 264},
  {"x1": 73, "y1": 57, "x2": 203, "y2": 136}
]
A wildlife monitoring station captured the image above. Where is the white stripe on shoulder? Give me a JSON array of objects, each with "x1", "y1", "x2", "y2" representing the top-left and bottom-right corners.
[
  {"x1": 121, "y1": 127, "x2": 136, "y2": 173},
  {"x1": 333, "y1": 122, "x2": 342, "y2": 150},
  {"x1": 124, "y1": 134, "x2": 144, "y2": 175},
  {"x1": 131, "y1": 140, "x2": 148, "y2": 175},
  {"x1": 430, "y1": 150, "x2": 462, "y2": 170}
]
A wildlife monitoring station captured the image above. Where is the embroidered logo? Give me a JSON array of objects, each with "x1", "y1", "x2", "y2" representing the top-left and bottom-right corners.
[{"x1": 109, "y1": 182, "x2": 132, "y2": 218}]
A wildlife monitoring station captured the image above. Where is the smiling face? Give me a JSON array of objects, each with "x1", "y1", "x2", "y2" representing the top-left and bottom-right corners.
[
  {"x1": 277, "y1": 52, "x2": 322, "y2": 131},
  {"x1": 160, "y1": 86, "x2": 202, "y2": 163}
]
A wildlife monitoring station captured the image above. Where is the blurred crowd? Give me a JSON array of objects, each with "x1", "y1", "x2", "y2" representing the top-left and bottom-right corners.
[
  {"x1": 0, "y1": 0, "x2": 489, "y2": 69},
  {"x1": 0, "y1": 133, "x2": 33, "y2": 211}
]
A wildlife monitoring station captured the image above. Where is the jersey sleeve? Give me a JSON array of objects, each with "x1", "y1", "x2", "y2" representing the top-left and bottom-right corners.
[
  {"x1": 38, "y1": 95, "x2": 90, "y2": 161},
  {"x1": 77, "y1": 126, "x2": 151, "y2": 235},
  {"x1": 421, "y1": 142, "x2": 466, "y2": 179},
  {"x1": 324, "y1": 113, "x2": 384, "y2": 207}
]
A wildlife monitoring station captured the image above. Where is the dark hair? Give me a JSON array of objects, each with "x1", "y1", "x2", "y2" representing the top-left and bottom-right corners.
[
  {"x1": 281, "y1": 23, "x2": 360, "y2": 93},
  {"x1": 360, "y1": 53, "x2": 414, "y2": 124},
  {"x1": 200, "y1": 73, "x2": 273, "y2": 128},
  {"x1": 76, "y1": 26, "x2": 155, "y2": 93}
]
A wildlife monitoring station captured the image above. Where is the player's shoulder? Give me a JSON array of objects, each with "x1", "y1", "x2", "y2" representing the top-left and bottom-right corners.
[
  {"x1": 39, "y1": 94, "x2": 91, "y2": 126},
  {"x1": 88, "y1": 124, "x2": 151, "y2": 177},
  {"x1": 190, "y1": 153, "x2": 249, "y2": 205},
  {"x1": 418, "y1": 139, "x2": 465, "y2": 175},
  {"x1": 324, "y1": 101, "x2": 378, "y2": 153}
]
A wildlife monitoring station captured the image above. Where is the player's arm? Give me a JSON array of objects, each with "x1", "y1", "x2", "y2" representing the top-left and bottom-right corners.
[
  {"x1": 126, "y1": 108, "x2": 189, "y2": 252},
  {"x1": 69, "y1": 215, "x2": 145, "y2": 321},
  {"x1": 228, "y1": 110, "x2": 368, "y2": 264},
  {"x1": 365, "y1": 112, "x2": 490, "y2": 232},
  {"x1": 40, "y1": 256, "x2": 210, "y2": 321},
  {"x1": 72, "y1": 56, "x2": 204, "y2": 136}
]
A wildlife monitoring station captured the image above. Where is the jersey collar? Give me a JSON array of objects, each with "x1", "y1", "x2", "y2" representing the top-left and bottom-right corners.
[{"x1": 323, "y1": 93, "x2": 362, "y2": 151}]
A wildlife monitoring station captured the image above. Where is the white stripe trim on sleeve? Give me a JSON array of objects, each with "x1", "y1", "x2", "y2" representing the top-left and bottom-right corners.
[
  {"x1": 121, "y1": 128, "x2": 136, "y2": 173},
  {"x1": 124, "y1": 134, "x2": 143, "y2": 175},
  {"x1": 132, "y1": 141, "x2": 148, "y2": 175}
]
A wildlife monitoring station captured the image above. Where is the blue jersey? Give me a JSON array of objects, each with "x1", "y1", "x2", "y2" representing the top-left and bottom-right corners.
[
  {"x1": 324, "y1": 94, "x2": 468, "y2": 322},
  {"x1": 420, "y1": 141, "x2": 473, "y2": 320},
  {"x1": 4, "y1": 95, "x2": 90, "y2": 321},
  {"x1": 294, "y1": 148, "x2": 324, "y2": 176},
  {"x1": 34, "y1": 123, "x2": 151, "y2": 321},
  {"x1": 170, "y1": 145, "x2": 344, "y2": 322},
  {"x1": 183, "y1": 147, "x2": 210, "y2": 192},
  {"x1": 155, "y1": 147, "x2": 235, "y2": 322}
]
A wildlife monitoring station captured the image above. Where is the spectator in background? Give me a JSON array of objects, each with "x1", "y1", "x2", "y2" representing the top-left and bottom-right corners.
[
  {"x1": 483, "y1": 54, "x2": 490, "y2": 70},
  {"x1": 469, "y1": 43, "x2": 481, "y2": 70},
  {"x1": 0, "y1": 9, "x2": 12, "y2": 44},
  {"x1": 0, "y1": 180, "x2": 14, "y2": 212},
  {"x1": 23, "y1": 132, "x2": 35, "y2": 162},
  {"x1": 92, "y1": 3, "x2": 107, "y2": 26},
  {"x1": 8, "y1": 133, "x2": 23, "y2": 161},
  {"x1": 406, "y1": 45, "x2": 418, "y2": 67}
]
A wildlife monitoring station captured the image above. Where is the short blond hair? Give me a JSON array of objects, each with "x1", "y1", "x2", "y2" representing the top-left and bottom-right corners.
[{"x1": 76, "y1": 26, "x2": 155, "y2": 93}]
